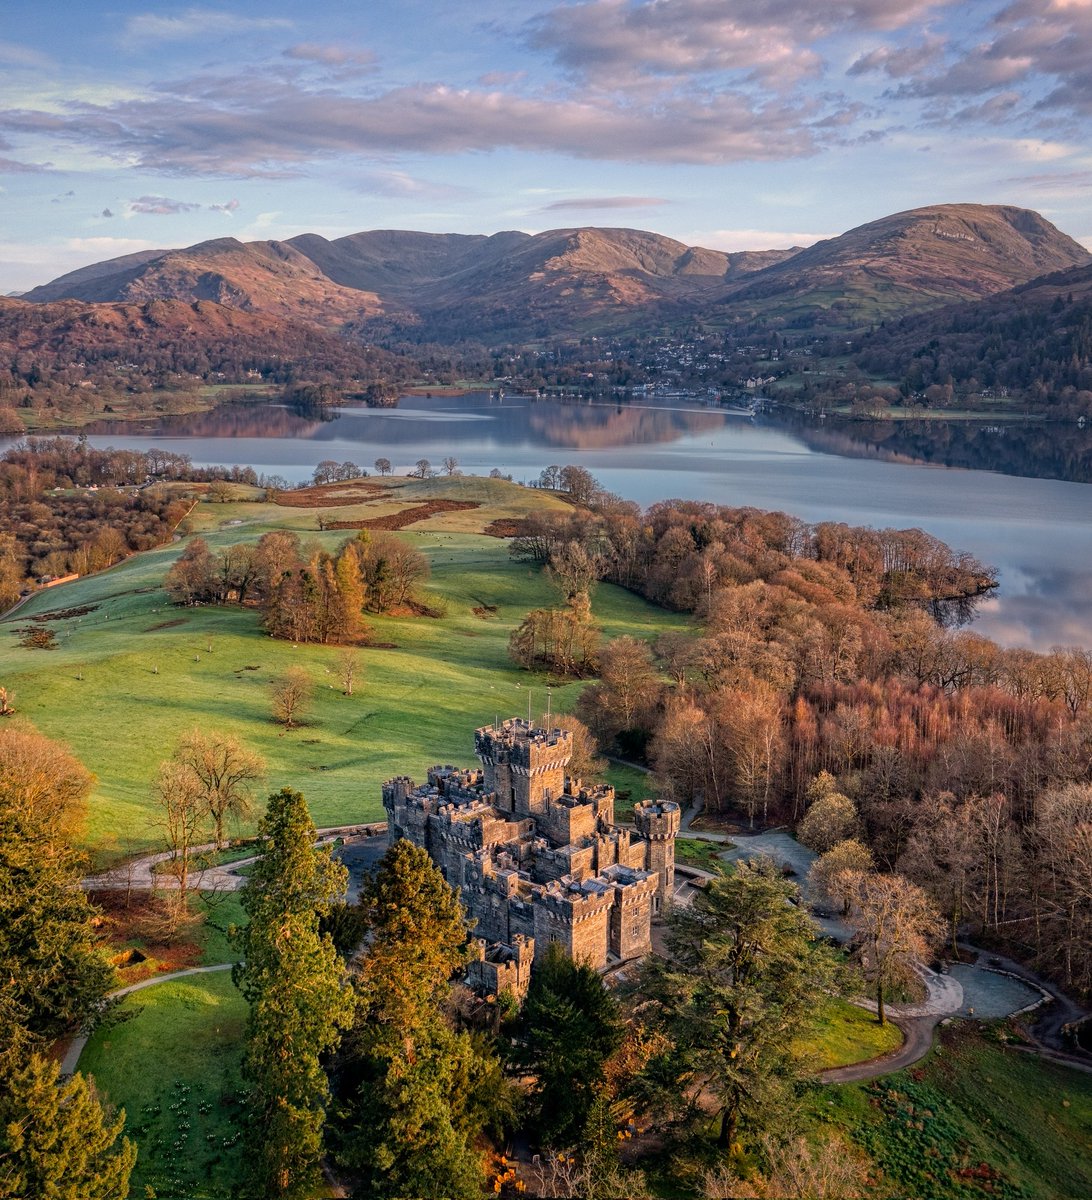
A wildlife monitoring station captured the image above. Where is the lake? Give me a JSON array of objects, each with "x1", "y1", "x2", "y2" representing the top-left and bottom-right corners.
[{"x1": 7, "y1": 393, "x2": 1091, "y2": 651}]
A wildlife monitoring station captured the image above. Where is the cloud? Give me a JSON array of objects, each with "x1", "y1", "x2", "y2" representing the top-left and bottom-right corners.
[
  {"x1": 101, "y1": 208, "x2": 114, "y2": 218},
  {"x1": 127, "y1": 194, "x2": 203, "y2": 215},
  {"x1": 208, "y1": 197, "x2": 240, "y2": 213},
  {"x1": 526, "y1": 0, "x2": 944, "y2": 87},
  {"x1": 283, "y1": 43, "x2": 376, "y2": 69},
  {"x1": 540, "y1": 195, "x2": 670, "y2": 211},
  {"x1": 121, "y1": 8, "x2": 293, "y2": 47},
  {"x1": 884, "y1": 0, "x2": 1092, "y2": 119},
  {"x1": 690, "y1": 227, "x2": 834, "y2": 251},
  {"x1": 0, "y1": 74, "x2": 831, "y2": 173},
  {"x1": 0, "y1": 155, "x2": 53, "y2": 174},
  {"x1": 0, "y1": 39, "x2": 53, "y2": 69}
]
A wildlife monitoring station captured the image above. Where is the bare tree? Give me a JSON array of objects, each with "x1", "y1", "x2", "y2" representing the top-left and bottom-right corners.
[
  {"x1": 839, "y1": 870, "x2": 944, "y2": 1024},
  {"x1": 336, "y1": 647, "x2": 361, "y2": 696},
  {"x1": 271, "y1": 667, "x2": 313, "y2": 729},
  {"x1": 153, "y1": 760, "x2": 206, "y2": 914},
  {"x1": 172, "y1": 729, "x2": 264, "y2": 850},
  {"x1": 413, "y1": 458, "x2": 433, "y2": 478},
  {"x1": 373, "y1": 457, "x2": 392, "y2": 476}
]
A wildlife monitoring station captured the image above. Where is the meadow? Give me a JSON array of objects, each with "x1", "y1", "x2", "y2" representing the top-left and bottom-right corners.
[{"x1": 0, "y1": 475, "x2": 691, "y2": 860}]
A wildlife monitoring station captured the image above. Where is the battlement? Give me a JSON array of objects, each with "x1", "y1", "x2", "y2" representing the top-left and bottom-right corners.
[{"x1": 633, "y1": 798, "x2": 682, "y2": 839}]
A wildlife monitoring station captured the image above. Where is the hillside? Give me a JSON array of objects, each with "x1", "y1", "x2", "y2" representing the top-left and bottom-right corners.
[
  {"x1": 25, "y1": 226, "x2": 801, "y2": 338},
  {"x1": 716, "y1": 204, "x2": 1090, "y2": 331},
  {"x1": 849, "y1": 260, "x2": 1092, "y2": 412},
  {"x1": 0, "y1": 296, "x2": 414, "y2": 421}
]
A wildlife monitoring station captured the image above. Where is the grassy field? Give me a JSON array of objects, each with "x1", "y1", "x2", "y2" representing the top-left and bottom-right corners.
[
  {"x1": 79, "y1": 970, "x2": 249, "y2": 1200},
  {"x1": 797, "y1": 996, "x2": 903, "y2": 1070},
  {"x1": 820, "y1": 1025, "x2": 1092, "y2": 1200},
  {"x1": 0, "y1": 476, "x2": 689, "y2": 860}
]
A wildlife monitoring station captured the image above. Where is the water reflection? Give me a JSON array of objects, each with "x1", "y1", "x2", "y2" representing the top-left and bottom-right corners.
[
  {"x1": 4, "y1": 393, "x2": 1090, "y2": 652},
  {"x1": 784, "y1": 413, "x2": 1092, "y2": 485}
]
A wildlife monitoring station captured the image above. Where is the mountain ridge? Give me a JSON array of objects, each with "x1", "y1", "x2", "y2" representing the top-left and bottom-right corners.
[{"x1": 20, "y1": 204, "x2": 1091, "y2": 340}]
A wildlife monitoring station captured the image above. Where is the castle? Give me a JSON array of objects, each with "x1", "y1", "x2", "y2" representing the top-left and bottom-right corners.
[{"x1": 383, "y1": 718, "x2": 680, "y2": 997}]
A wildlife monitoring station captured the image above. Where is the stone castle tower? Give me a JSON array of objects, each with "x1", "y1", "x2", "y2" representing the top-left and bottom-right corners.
[{"x1": 382, "y1": 717, "x2": 679, "y2": 978}]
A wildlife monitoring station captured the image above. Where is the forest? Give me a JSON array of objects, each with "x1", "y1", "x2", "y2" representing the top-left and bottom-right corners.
[{"x1": 510, "y1": 498, "x2": 1092, "y2": 1003}]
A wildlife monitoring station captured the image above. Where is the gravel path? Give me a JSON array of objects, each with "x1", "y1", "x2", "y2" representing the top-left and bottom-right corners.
[{"x1": 82, "y1": 824, "x2": 384, "y2": 893}]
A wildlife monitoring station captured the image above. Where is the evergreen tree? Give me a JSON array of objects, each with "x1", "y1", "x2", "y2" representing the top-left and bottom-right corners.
[
  {"x1": 0, "y1": 1052, "x2": 136, "y2": 1200},
  {"x1": 233, "y1": 788, "x2": 354, "y2": 1199},
  {"x1": 637, "y1": 858, "x2": 838, "y2": 1152},
  {"x1": 335, "y1": 839, "x2": 486, "y2": 1200},
  {"x1": 512, "y1": 941, "x2": 623, "y2": 1149}
]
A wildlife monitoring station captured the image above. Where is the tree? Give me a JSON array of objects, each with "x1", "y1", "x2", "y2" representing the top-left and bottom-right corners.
[
  {"x1": 0, "y1": 1053, "x2": 136, "y2": 1200},
  {"x1": 512, "y1": 942, "x2": 623, "y2": 1149},
  {"x1": 414, "y1": 458, "x2": 433, "y2": 478},
  {"x1": 441, "y1": 455, "x2": 460, "y2": 476},
  {"x1": 164, "y1": 536, "x2": 217, "y2": 605},
  {"x1": 839, "y1": 870, "x2": 944, "y2": 1025},
  {"x1": 335, "y1": 840, "x2": 486, "y2": 1200},
  {"x1": 271, "y1": 667, "x2": 313, "y2": 729},
  {"x1": 0, "y1": 725, "x2": 94, "y2": 850},
  {"x1": 171, "y1": 729, "x2": 264, "y2": 851},
  {"x1": 809, "y1": 838, "x2": 874, "y2": 915},
  {"x1": 0, "y1": 728, "x2": 111, "y2": 1057},
  {"x1": 797, "y1": 783, "x2": 858, "y2": 853},
  {"x1": 233, "y1": 789, "x2": 354, "y2": 1199},
  {"x1": 152, "y1": 759, "x2": 205, "y2": 913},
  {"x1": 373, "y1": 458, "x2": 392, "y2": 476},
  {"x1": 636, "y1": 859, "x2": 838, "y2": 1151},
  {"x1": 336, "y1": 647, "x2": 361, "y2": 696}
]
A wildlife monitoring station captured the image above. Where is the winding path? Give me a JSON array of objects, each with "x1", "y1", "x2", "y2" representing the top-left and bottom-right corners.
[{"x1": 60, "y1": 963, "x2": 234, "y2": 1076}]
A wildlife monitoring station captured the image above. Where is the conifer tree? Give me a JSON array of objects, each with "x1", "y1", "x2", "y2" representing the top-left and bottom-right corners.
[
  {"x1": 637, "y1": 858, "x2": 838, "y2": 1151},
  {"x1": 335, "y1": 839, "x2": 486, "y2": 1200},
  {"x1": 512, "y1": 941, "x2": 623, "y2": 1149},
  {"x1": 0, "y1": 1053, "x2": 136, "y2": 1200},
  {"x1": 233, "y1": 788, "x2": 354, "y2": 1199}
]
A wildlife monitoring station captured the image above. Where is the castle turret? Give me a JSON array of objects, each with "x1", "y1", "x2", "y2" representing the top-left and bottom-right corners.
[
  {"x1": 474, "y1": 719, "x2": 571, "y2": 818},
  {"x1": 633, "y1": 799, "x2": 680, "y2": 911}
]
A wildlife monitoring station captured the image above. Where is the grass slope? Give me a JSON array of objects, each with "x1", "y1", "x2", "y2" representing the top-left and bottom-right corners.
[
  {"x1": 820, "y1": 1025, "x2": 1092, "y2": 1200},
  {"x1": 0, "y1": 477, "x2": 688, "y2": 860},
  {"x1": 79, "y1": 971, "x2": 248, "y2": 1200}
]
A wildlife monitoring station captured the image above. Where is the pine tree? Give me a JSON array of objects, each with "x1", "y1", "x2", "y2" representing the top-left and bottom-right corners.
[
  {"x1": 233, "y1": 788, "x2": 354, "y2": 1199},
  {"x1": 0, "y1": 1053, "x2": 136, "y2": 1200},
  {"x1": 335, "y1": 839, "x2": 486, "y2": 1200},
  {"x1": 512, "y1": 941, "x2": 623, "y2": 1149},
  {"x1": 637, "y1": 858, "x2": 839, "y2": 1151}
]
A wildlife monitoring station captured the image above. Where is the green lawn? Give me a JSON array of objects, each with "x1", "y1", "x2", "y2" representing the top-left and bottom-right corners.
[
  {"x1": 674, "y1": 837, "x2": 732, "y2": 873},
  {"x1": 795, "y1": 996, "x2": 903, "y2": 1071},
  {"x1": 819, "y1": 1025, "x2": 1092, "y2": 1200},
  {"x1": 0, "y1": 479, "x2": 689, "y2": 861},
  {"x1": 79, "y1": 971, "x2": 248, "y2": 1200}
]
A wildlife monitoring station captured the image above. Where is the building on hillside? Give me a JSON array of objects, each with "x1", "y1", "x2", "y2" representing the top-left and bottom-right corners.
[{"x1": 383, "y1": 718, "x2": 680, "y2": 980}]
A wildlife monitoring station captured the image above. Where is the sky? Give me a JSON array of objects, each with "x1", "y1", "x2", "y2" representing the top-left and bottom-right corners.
[{"x1": 2, "y1": 0, "x2": 1091, "y2": 293}]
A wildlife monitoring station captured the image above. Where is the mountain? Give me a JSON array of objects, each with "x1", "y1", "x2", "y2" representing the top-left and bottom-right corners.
[
  {"x1": 715, "y1": 204, "x2": 1091, "y2": 331},
  {"x1": 22, "y1": 205, "x2": 1089, "y2": 341},
  {"x1": 25, "y1": 227, "x2": 801, "y2": 338}
]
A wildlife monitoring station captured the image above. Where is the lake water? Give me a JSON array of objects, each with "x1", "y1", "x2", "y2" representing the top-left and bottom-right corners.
[{"x1": 7, "y1": 393, "x2": 1091, "y2": 651}]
